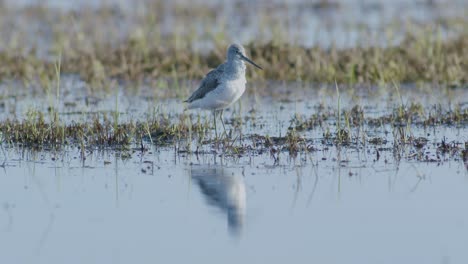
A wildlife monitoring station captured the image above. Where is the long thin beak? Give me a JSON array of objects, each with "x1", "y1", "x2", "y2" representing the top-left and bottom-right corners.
[{"x1": 240, "y1": 54, "x2": 263, "y2": 70}]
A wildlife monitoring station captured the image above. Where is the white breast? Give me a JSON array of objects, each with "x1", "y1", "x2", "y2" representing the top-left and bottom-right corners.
[
  {"x1": 187, "y1": 61, "x2": 248, "y2": 110},
  {"x1": 225, "y1": 75, "x2": 247, "y2": 105}
]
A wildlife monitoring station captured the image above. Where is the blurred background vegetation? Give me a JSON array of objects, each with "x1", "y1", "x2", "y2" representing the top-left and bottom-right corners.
[{"x1": 0, "y1": 0, "x2": 466, "y2": 89}]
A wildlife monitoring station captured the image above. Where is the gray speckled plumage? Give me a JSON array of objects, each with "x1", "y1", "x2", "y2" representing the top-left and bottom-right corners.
[
  {"x1": 184, "y1": 64, "x2": 225, "y2": 103},
  {"x1": 184, "y1": 44, "x2": 262, "y2": 109},
  {"x1": 183, "y1": 44, "x2": 262, "y2": 138}
]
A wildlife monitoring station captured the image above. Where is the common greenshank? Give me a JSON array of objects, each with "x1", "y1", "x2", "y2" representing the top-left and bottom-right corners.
[{"x1": 184, "y1": 43, "x2": 262, "y2": 138}]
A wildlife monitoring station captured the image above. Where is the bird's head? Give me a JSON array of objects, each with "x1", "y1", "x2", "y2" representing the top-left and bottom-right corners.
[{"x1": 227, "y1": 44, "x2": 262, "y2": 70}]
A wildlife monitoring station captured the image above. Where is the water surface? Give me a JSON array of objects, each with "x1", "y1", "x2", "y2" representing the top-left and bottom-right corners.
[{"x1": 0, "y1": 143, "x2": 467, "y2": 263}]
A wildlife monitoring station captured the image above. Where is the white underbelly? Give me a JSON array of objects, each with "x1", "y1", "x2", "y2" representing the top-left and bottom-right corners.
[{"x1": 189, "y1": 78, "x2": 246, "y2": 110}]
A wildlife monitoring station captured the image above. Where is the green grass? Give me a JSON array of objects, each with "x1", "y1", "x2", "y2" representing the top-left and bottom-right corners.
[{"x1": 0, "y1": 103, "x2": 465, "y2": 152}]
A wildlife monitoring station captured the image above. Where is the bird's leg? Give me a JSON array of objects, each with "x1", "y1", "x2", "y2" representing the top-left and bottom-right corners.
[
  {"x1": 219, "y1": 109, "x2": 227, "y2": 138},
  {"x1": 212, "y1": 110, "x2": 218, "y2": 141}
]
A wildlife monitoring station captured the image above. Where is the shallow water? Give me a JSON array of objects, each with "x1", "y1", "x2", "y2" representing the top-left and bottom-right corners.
[
  {"x1": 0, "y1": 143, "x2": 467, "y2": 264},
  {"x1": 1, "y1": 0, "x2": 466, "y2": 54},
  {"x1": 1, "y1": 77, "x2": 468, "y2": 263},
  {"x1": 0, "y1": 0, "x2": 467, "y2": 262}
]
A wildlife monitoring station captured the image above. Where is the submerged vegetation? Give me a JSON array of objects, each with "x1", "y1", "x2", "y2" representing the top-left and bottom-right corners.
[{"x1": 0, "y1": 103, "x2": 466, "y2": 158}]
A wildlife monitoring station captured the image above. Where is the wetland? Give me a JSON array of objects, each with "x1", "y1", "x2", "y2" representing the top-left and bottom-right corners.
[{"x1": 0, "y1": 1, "x2": 467, "y2": 263}]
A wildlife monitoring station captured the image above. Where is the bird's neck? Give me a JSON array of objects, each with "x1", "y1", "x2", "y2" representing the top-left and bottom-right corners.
[{"x1": 225, "y1": 60, "x2": 246, "y2": 79}]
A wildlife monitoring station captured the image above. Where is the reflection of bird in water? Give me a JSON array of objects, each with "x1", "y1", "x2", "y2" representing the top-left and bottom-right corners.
[
  {"x1": 463, "y1": 145, "x2": 468, "y2": 171},
  {"x1": 190, "y1": 166, "x2": 246, "y2": 236}
]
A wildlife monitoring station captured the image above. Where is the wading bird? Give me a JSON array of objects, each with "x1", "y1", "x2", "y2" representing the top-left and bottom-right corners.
[{"x1": 184, "y1": 44, "x2": 262, "y2": 139}]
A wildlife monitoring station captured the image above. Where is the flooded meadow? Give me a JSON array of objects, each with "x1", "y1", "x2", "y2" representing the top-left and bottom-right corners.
[
  {"x1": 0, "y1": 0, "x2": 468, "y2": 263},
  {"x1": 1, "y1": 78, "x2": 467, "y2": 263}
]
